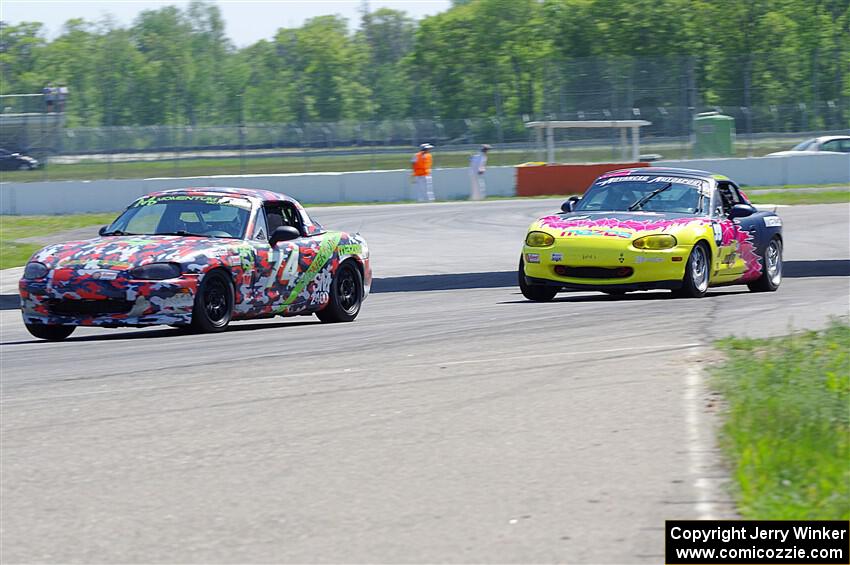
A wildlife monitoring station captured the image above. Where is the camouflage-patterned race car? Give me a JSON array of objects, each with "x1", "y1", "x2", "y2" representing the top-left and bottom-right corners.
[
  {"x1": 20, "y1": 187, "x2": 371, "y2": 340},
  {"x1": 519, "y1": 167, "x2": 783, "y2": 300}
]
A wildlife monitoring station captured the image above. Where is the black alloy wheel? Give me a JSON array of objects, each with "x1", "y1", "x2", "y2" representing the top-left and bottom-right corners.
[
  {"x1": 191, "y1": 270, "x2": 234, "y2": 332},
  {"x1": 317, "y1": 261, "x2": 363, "y2": 323}
]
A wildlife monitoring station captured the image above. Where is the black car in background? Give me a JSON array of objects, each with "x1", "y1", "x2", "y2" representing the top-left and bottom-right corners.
[{"x1": 0, "y1": 148, "x2": 40, "y2": 171}]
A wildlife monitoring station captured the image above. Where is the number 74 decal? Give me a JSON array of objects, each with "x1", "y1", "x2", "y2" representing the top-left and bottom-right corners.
[{"x1": 266, "y1": 245, "x2": 301, "y2": 288}]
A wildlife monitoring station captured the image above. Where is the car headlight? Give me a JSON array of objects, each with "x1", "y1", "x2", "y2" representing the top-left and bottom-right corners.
[
  {"x1": 23, "y1": 261, "x2": 49, "y2": 279},
  {"x1": 633, "y1": 234, "x2": 677, "y2": 250},
  {"x1": 525, "y1": 231, "x2": 555, "y2": 247},
  {"x1": 130, "y1": 262, "x2": 182, "y2": 280}
]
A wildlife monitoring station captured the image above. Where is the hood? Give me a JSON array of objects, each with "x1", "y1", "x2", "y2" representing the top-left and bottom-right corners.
[
  {"x1": 765, "y1": 150, "x2": 822, "y2": 157},
  {"x1": 533, "y1": 211, "x2": 707, "y2": 239},
  {"x1": 31, "y1": 235, "x2": 242, "y2": 270}
]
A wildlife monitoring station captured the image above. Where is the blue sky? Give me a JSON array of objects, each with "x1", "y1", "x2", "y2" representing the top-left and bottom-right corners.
[{"x1": 1, "y1": 0, "x2": 451, "y2": 46}]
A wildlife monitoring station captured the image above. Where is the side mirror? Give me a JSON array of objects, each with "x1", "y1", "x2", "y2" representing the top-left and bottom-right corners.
[
  {"x1": 269, "y1": 226, "x2": 301, "y2": 247},
  {"x1": 728, "y1": 203, "x2": 757, "y2": 220},
  {"x1": 561, "y1": 196, "x2": 580, "y2": 213},
  {"x1": 98, "y1": 225, "x2": 109, "y2": 236}
]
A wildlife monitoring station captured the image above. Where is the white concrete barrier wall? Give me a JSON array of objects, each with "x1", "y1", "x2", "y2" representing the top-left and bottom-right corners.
[
  {"x1": 656, "y1": 153, "x2": 850, "y2": 186},
  {"x1": 1, "y1": 154, "x2": 847, "y2": 215},
  {"x1": 0, "y1": 166, "x2": 517, "y2": 215}
]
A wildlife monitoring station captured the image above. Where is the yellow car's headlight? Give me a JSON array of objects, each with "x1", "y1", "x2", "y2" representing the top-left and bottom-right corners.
[
  {"x1": 525, "y1": 231, "x2": 555, "y2": 247},
  {"x1": 633, "y1": 234, "x2": 677, "y2": 250}
]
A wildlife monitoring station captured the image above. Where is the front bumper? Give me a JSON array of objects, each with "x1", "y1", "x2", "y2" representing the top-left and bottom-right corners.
[
  {"x1": 20, "y1": 269, "x2": 199, "y2": 327},
  {"x1": 522, "y1": 239, "x2": 691, "y2": 290}
]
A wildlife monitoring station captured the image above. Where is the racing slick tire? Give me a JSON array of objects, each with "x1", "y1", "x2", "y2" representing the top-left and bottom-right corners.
[
  {"x1": 518, "y1": 258, "x2": 559, "y2": 302},
  {"x1": 316, "y1": 260, "x2": 362, "y2": 323},
  {"x1": 748, "y1": 236, "x2": 782, "y2": 293},
  {"x1": 25, "y1": 323, "x2": 75, "y2": 341},
  {"x1": 673, "y1": 242, "x2": 710, "y2": 298},
  {"x1": 190, "y1": 269, "x2": 234, "y2": 333}
]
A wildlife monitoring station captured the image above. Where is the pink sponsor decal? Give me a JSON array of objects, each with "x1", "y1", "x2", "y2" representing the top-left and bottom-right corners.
[{"x1": 539, "y1": 215, "x2": 705, "y2": 236}]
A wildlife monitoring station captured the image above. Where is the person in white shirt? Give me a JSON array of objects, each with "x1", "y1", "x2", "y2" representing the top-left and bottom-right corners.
[{"x1": 468, "y1": 144, "x2": 491, "y2": 200}]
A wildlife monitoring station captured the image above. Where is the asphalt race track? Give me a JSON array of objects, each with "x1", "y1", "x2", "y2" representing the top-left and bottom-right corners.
[{"x1": 1, "y1": 200, "x2": 848, "y2": 563}]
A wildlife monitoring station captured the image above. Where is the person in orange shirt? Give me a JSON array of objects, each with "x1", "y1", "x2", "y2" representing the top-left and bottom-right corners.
[{"x1": 411, "y1": 143, "x2": 435, "y2": 202}]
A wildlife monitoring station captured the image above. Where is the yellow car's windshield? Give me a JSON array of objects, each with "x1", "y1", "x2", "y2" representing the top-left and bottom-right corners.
[{"x1": 577, "y1": 177, "x2": 707, "y2": 214}]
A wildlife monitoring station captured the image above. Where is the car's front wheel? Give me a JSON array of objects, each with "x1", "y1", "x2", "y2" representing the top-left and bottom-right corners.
[
  {"x1": 748, "y1": 237, "x2": 782, "y2": 292},
  {"x1": 518, "y1": 258, "x2": 559, "y2": 302},
  {"x1": 25, "y1": 323, "x2": 75, "y2": 341},
  {"x1": 191, "y1": 270, "x2": 234, "y2": 332},
  {"x1": 674, "y1": 243, "x2": 710, "y2": 298},
  {"x1": 316, "y1": 261, "x2": 363, "y2": 323}
]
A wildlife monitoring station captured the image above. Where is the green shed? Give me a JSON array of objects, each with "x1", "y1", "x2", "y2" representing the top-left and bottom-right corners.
[{"x1": 693, "y1": 112, "x2": 735, "y2": 157}]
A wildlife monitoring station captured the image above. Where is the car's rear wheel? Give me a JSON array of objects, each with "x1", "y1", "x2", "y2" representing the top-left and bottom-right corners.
[
  {"x1": 518, "y1": 258, "x2": 559, "y2": 302},
  {"x1": 748, "y1": 237, "x2": 782, "y2": 292},
  {"x1": 25, "y1": 323, "x2": 75, "y2": 341},
  {"x1": 674, "y1": 243, "x2": 710, "y2": 298},
  {"x1": 190, "y1": 269, "x2": 234, "y2": 332},
  {"x1": 316, "y1": 261, "x2": 363, "y2": 323}
]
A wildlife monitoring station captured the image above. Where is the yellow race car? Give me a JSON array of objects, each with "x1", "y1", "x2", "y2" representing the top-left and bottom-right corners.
[{"x1": 519, "y1": 167, "x2": 783, "y2": 300}]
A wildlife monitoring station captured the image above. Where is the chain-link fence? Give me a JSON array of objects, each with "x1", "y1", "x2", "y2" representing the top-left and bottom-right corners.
[{"x1": 1, "y1": 52, "x2": 847, "y2": 181}]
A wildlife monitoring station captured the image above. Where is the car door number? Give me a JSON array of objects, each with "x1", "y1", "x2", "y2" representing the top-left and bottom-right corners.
[
  {"x1": 279, "y1": 247, "x2": 300, "y2": 286},
  {"x1": 264, "y1": 245, "x2": 300, "y2": 289},
  {"x1": 712, "y1": 222, "x2": 723, "y2": 244}
]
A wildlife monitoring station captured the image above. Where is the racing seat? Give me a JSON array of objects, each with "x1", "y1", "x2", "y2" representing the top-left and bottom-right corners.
[{"x1": 266, "y1": 210, "x2": 285, "y2": 233}]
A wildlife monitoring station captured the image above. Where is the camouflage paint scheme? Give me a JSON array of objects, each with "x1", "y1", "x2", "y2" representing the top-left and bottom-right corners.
[
  {"x1": 521, "y1": 168, "x2": 782, "y2": 291},
  {"x1": 19, "y1": 187, "x2": 371, "y2": 328}
]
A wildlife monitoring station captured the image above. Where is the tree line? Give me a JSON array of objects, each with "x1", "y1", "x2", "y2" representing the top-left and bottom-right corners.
[{"x1": 1, "y1": 0, "x2": 847, "y2": 128}]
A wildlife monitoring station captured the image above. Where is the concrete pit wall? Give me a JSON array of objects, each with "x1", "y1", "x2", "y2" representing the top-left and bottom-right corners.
[
  {"x1": 1, "y1": 154, "x2": 847, "y2": 215},
  {"x1": 0, "y1": 167, "x2": 517, "y2": 215}
]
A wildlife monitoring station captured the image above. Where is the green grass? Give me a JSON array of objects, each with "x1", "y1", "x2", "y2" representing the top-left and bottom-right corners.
[
  {"x1": 0, "y1": 213, "x2": 118, "y2": 269},
  {"x1": 743, "y1": 183, "x2": 849, "y2": 190},
  {"x1": 712, "y1": 320, "x2": 850, "y2": 519},
  {"x1": 748, "y1": 190, "x2": 850, "y2": 205}
]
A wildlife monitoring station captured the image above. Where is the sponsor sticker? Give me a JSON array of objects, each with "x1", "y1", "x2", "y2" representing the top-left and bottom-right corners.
[
  {"x1": 635, "y1": 256, "x2": 663, "y2": 264},
  {"x1": 134, "y1": 194, "x2": 251, "y2": 208},
  {"x1": 764, "y1": 216, "x2": 782, "y2": 227},
  {"x1": 551, "y1": 253, "x2": 563, "y2": 262},
  {"x1": 337, "y1": 244, "x2": 362, "y2": 255},
  {"x1": 595, "y1": 175, "x2": 708, "y2": 194},
  {"x1": 526, "y1": 253, "x2": 540, "y2": 264},
  {"x1": 91, "y1": 270, "x2": 118, "y2": 280}
]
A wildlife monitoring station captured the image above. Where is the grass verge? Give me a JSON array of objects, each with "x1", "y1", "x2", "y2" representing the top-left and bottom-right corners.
[
  {"x1": 712, "y1": 320, "x2": 850, "y2": 519},
  {"x1": 748, "y1": 190, "x2": 849, "y2": 205},
  {"x1": 0, "y1": 213, "x2": 118, "y2": 269},
  {"x1": 743, "y1": 183, "x2": 849, "y2": 191}
]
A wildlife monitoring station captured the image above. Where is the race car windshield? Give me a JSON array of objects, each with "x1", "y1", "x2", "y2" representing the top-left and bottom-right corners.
[
  {"x1": 576, "y1": 177, "x2": 705, "y2": 214},
  {"x1": 106, "y1": 195, "x2": 252, "y2": 239}
]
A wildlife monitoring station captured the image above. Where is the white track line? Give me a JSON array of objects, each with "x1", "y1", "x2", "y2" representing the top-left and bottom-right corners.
[{"x1": 684, "y1": 348, "x2": 716, "y2": 519}]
